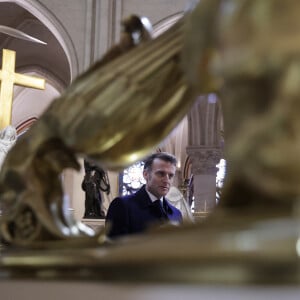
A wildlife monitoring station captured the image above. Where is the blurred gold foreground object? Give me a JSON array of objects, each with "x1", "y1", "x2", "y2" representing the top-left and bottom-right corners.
[
  {"x1": 0, "y1": 16, "x2": 193, "y2": 246},
  {"x1": 1, "y1": 1, "x2": 300, "y2": 286}
]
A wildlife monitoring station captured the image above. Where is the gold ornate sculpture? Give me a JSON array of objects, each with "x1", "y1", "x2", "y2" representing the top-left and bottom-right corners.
[
  {"x1": 0, "y1": 16, "x2": 193, "y2": 247},
  {"x1": 184, "y1": 0, "x2": 300, "y2": 215},
  {"x1": 0, "y1": 1, "x2": 300, "y2": 285}
]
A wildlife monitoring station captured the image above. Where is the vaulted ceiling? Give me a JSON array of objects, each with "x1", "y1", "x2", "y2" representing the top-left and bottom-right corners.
[
  {"x1": 0, "y1": 2, "x2": 70, "y2": 88},
  {"x1": 0, "y1": 2, "x2": 70, "y2": 133}
]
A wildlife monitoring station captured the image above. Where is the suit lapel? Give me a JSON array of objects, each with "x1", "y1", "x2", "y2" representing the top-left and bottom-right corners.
[
  {"x1": 134, "y1": 185, "x2": 153, "y2": 208},
  {"x1": 135, "y1": 186, "x2": 175, "y2": 220},
  {"x1": 163, "y1": 198, "x2": 173, "y2": 215}
]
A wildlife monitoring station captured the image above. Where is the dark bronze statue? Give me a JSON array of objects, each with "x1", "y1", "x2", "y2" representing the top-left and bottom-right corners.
[{"x1": 82, "y1": 159, "x2": 110, "y2": 219}]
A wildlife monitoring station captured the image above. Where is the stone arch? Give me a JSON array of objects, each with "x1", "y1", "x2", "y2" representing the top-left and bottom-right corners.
[
  {"x1": 7, "y1": 0, "x2": 78, "y2": 79},
  {"x1": 188, "y1": 94, "x2": 223, "y2": 147},
  {"x1": 186, "y1": 93, "x2": 224, "y2": 214},
  {"x1": 12, "y1": 72, "x2": 60, "y2": 134}
]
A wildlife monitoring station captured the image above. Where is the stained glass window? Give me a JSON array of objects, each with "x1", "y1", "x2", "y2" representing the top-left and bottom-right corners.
[
  {"x1": 216, "y1": 158, "x2": 226, "y2": 203},
  {"x1": 119, "y1": 161, "x2": 146, "y2": 195}
]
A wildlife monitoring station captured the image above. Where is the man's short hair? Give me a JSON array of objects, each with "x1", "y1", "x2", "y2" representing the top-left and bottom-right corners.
[{"x1": 143, "y1": 152, "x2": 177, "y2": 171}]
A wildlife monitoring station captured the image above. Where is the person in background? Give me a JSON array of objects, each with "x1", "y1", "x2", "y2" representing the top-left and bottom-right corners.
[{"x1": 106, "y1": 152, "x2": 182, "y2": 238}]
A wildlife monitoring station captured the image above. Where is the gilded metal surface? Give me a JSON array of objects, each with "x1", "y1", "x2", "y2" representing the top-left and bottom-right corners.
[
  {"x1": 0, "y1": 49, "x2": 45, "y2": 129},
  {"x1": 0, "y1": 17, "x2": 193, "y2": 247},
  {"x1": 183, "y1": 0, "x2": 300, "y2": 214},
  {"x1": 1, "y1": 1, "x2": 300, "y2": 285},
  {"x1": 0, "y1": 216, "x2": 299, "y2": 284}
]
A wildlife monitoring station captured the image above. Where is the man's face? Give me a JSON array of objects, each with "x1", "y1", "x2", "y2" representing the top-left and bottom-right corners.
[{"x1": 143, "y1": 158, "x2": 176, "y2": 198}]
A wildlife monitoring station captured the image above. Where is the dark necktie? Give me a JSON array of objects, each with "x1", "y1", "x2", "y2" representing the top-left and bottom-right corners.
[
  {"x1": 162, "y1": 199, "x2": 169, "y2": 215},
  {"x1": 153, "y1": 199, "x2": 168, "y2": 219}
]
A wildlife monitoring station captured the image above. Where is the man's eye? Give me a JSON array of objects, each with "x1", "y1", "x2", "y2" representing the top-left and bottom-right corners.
[{"x1": 156, "y1": 172, "x2": 174, "y2": 179}]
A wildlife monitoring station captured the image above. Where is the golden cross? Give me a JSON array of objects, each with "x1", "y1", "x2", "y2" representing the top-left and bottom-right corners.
[{"x1": 0, "y1": 49, "x2": 45, "y2": 129}]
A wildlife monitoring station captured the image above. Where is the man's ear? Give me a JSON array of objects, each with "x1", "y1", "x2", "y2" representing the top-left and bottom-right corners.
[{"x1": 143, "y1": 169, "x2": 148, "y2": 181}]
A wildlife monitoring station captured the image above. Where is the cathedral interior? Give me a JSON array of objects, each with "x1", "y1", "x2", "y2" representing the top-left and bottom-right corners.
[
  {"x1": 0, "y1": 0, "x2": 223, "y2": 224},
  {"x1": 0, "y1": 0, "x2": 299, "y2": 299}
]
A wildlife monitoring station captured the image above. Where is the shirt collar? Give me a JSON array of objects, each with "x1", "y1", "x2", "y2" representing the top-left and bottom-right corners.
[{"x1": 145, "y1": 187, "x2": 163, "y2": 203}]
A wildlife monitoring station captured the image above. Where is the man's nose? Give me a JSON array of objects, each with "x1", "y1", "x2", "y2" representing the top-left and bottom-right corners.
[{"x1": 162, "y1": 174, "x2": 172, "y2": 181}]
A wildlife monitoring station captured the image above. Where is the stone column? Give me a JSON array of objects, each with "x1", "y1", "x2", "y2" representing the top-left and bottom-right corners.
[{"x1": 187, "y1": 146, "x2": 222, "y2": 213}]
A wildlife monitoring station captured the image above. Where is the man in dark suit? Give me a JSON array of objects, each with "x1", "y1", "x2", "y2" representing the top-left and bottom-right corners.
[{"x1": 106, "y1": 152, "x2": 183, "y2": 238}]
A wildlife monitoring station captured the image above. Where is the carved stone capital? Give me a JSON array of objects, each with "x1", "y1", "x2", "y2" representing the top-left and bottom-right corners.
[{"x1": 187, "y1": 146, "x2": 223, "y2": 175}]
